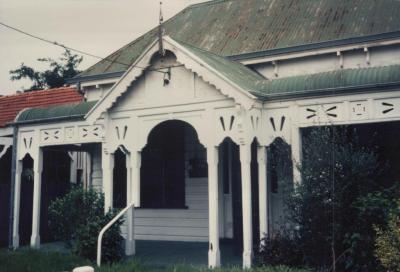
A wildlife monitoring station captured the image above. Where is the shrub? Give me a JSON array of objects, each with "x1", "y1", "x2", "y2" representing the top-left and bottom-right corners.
[
  {"x1": 48, "y1": 186, "x2": 124, "y2": 263},
  {"x1": 375, "y1": 202, "x2": 400, "y2": 272},
  {"x1": 258, "y1": 230, "x2": 304, "y2": 267},
  {"x1": 285, "y1": 126, "x2": 399, "y2": 271}
]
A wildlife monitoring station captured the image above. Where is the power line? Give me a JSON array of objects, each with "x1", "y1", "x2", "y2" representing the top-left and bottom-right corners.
[{"x1": 0, "y1": 21, "x2": 169, "y2": 74}]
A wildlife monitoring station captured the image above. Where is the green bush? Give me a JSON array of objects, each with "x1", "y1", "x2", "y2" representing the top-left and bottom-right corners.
[
  {"x1": 258, "y1": 231, "x2": 304, "y2": 267},
  {"x1": 48, "y1": 186, "x2": 124, "y2": 263},
  {"x1": 375, "y1": 202, "x2": 400, "y2": 272}
]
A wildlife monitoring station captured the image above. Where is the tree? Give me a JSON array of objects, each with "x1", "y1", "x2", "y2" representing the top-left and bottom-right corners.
[
  {"x1": 375, "y1": 201, "x2": 400, "y2": 272},
  {"x1": 285, "y1": 126, "x2": 399, "y2": 271},
  {"x1": 10, "y1": 48, "x2": 83, "y2": 91}
]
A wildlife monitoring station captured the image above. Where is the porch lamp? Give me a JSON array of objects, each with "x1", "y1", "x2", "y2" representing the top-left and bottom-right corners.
[{"x1": 163, "y1": 67, "x2": 171, "y2": 86}]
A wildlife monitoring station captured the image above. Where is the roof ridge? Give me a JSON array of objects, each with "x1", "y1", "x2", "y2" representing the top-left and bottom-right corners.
[{"x1": 186, "y1": 0, "x2": 233, "y2": 9}]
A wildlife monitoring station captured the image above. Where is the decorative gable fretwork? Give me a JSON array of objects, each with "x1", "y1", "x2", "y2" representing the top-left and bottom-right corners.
[
  {"x1": 299, "y1": 103, "x2": 344, "y2": 124},
  {"x1": 18, "y1": 131, "x2": 36, "y2": 160},
  {"x1": 39, "y1": 124, "x2": 103, "y2": 146},
  {"x1": 215, "y1": 107, "x2": 263, "y2": 145},
  {"x1": 294, "y1": 95, "x2": 400, "y2": 127},
  {"x1": 374, "y1": 98, "x2": 400, "y2": 119},
  {"x1": 264, "y1": 109, "x2": 291, "y2": 146}
]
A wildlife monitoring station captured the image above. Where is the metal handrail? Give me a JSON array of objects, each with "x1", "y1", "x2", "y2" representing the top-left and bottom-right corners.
[{"x1": 97, "y1": 202, "x2": 135, "y2": 266}]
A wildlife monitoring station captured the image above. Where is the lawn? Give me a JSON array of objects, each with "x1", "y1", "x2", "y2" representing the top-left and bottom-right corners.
[{"x1": 0, "y1": 249, "x2": 312, "y2": 272}]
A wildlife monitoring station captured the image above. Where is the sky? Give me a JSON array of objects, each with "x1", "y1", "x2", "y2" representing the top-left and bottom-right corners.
[{"x1": 0, "y1": 0, "x2": 206, "y2": 95}]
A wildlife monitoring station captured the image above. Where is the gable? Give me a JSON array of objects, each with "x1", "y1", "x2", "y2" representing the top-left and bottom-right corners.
[
  {"x1": 85, "y1": 36, "x2": 259, "y2": 124},
  {"x1": 113, "y1": 52, "x2": 228, "y2": 111}
]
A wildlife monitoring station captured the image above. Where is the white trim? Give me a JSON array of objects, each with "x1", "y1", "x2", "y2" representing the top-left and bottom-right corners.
[
  {"x1": 85, "y1": 36, "x2": 259, "y2": 124},
  {"x1": 0, "y1": 127, "x2": 13, "y2": 137},
  {"x1": 0, "y1": 136, "x2": 12, "y2": 146}
]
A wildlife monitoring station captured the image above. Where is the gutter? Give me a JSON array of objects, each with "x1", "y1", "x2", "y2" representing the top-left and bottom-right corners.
[
  {"x1": 254, "y1": 81, "x2": 400, "y2": 102},
  {"x1": 228, "y1": 31, "x2": 400, "y2": 61},
  {"x1": 8, "y1": 125, "x2": 17, "y2": 249}
]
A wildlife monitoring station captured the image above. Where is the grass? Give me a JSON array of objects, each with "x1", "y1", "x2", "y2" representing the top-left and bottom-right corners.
[{"x1": 0, "y1": 249, "x2": 312, "y2": 272}]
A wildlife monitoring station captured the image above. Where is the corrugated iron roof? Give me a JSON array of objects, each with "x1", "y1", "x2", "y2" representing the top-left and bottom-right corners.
[
  {"x1": 0, "y1": 87, "x2": 83, "y2": 127},
  {"x1": 16, "y1": 100, "x2": 97, "y2": 124},
  {"x1": 254, "y1": 64, "x2": 400, "y2": 99},
  {"x1": 79, "y1": 0, "x2": 400, "y2": 77},
  {"x1": 179, "y1": 40, "x2": 266, "y2": 92}
]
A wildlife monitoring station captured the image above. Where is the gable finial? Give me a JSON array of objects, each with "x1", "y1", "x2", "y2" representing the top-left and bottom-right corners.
[{"x1": 158, "y1": 1, "x2": 166, "y2": 56}]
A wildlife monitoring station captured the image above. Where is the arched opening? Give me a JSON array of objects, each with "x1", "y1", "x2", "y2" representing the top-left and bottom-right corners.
[
  {"x1": 140, "y1": 120, "x2": 206, "y2": 208},
  {"x1": 136, "y1": 120, "x2": 210, "y2": 264},
  {"x1": 268, "y1": 137, "x2": 293, "y2": 234},
  {"x1": 219, "y1": 137, "x2": 241, "y2": 257},
  {"x1": 218, "y1": 137, "x2": 260, "y2": 264},
  {"x1": 19, "y1": 154, "x2": 33, "y2": 245},
  {"x1": 41, "y1": 148, "x2": 71, "y2": 243},
  {"x1": 113, "y1": 148, "x2": 127, "y2": 209}
]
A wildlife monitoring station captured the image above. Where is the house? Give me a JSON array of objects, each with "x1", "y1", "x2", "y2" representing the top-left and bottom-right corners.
[
  {"x1": 8, "y1": 0, "x2": 400, "y2": 268},
  {"x1": 0, "y1": 87, "x2": 89, "y2": 247}
]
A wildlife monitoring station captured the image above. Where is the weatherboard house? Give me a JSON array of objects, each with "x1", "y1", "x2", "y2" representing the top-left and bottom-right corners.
[{"x1": 3, "y1": 0, "x2": 400, "y2": 268}]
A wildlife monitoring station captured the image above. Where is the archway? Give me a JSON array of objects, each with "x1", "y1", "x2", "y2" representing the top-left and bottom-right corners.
[
  {"x1": 218, "y1": 137, "x2": 260, "y2": 265},
  {"x1": 268, "y1": 137, "x2": 293, "y2": 234},
  {"x1": 19, "y1": 154, "x2": 33, "y2": 245},
  {"x1": 113, "y1": 148, "x2": 127, "y2": 209},
  {"x1": 140, "y1": 120, "x2": 206, "y2": 208}
]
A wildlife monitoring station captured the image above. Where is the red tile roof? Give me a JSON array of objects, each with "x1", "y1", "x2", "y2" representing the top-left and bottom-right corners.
[{"x1": 0, "y1": 87, "x2": 83, "y2": 128}]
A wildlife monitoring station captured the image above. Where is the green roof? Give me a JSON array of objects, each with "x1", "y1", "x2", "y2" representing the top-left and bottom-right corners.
[
  {"x1": 15, "y1": 66, "x2": 400, "y2": 125},
  {"x1": 79, "y1": 0, "x2": 400, "y2": 78},
  {"x1": 179, "y1": 40, "x2": 266, "y2": 93},
  {"x1": 255, "y1": 64, "x2": 400, "y2": 99},
  {"x1": 16, "y1": 100, "x2": 97, "y2": 124}
]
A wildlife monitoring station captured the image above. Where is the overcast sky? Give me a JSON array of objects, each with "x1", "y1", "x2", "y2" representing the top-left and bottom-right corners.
[{"x1": 0, "y1": 0, "x2": 205, "y2": 95}]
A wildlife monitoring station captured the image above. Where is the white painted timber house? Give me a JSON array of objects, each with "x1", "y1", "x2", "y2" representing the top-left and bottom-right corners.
[{"x1": 6, "y1": 0, "x2": 400, "y2": 268}]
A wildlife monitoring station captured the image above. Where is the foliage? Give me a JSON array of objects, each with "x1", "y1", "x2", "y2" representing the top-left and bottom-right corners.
[
  {"x1": 258, "y1": 230, "x2": 304, "y2": 267},
  {"x1": 0, "y1": 249, "x2": 90, "y2": 272},
  {"x1": 48, "y1": 186, "x2": 124, "y2": 263},
  {"x1": 285, "y1": 126, "x2": 399, "y2": 271},
  {"x1": 10, "y1": 48, "x2": 82, "y2": 91},
  {"x1": 375, "y1": 201, "x2": 400, "y2": 272},
  {"x1": 0, "y1": 249, "x2": 312, "y2": 272}
]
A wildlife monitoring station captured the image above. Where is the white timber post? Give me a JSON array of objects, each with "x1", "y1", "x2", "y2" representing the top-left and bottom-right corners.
[
  {"x1": 291, "y1": 126, "x2": 302, "y2": 185},
  {"x1": 125, "y1": 152, "x2": 135, "y2": 256},
  {"x1": 12, "y1": 159, "x2": 22, "y2": 248},
  {"x1": 257, "y1": 145, "x2": 268, "y2": 244},
  {"x1": 31, "y1": 147, "x2": 43, "y2": 248},
  {"x1": 102, "y1": 151, "x2": 114, "y2": 212},
  {"x1": 131, "y1": 151, "x2": 141, "y2": 207},
  {"x1": 207, "y1": 145, "x2": 220, "y2": 268},
  {"x1": 240, "y1": 143, "x2": 253, "y2": 268}
]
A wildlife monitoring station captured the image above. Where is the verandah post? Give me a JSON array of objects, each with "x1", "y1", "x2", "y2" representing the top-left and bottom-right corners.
[
  {"x1": 30, "y1": 147, "x2": 43, "y2": 248},
  {"x1": 207, "y1": 146, "x2": 221, "y2": 268},
  {"x1": 240, "y1": 143, "x2": 253, "y2": 268}
]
